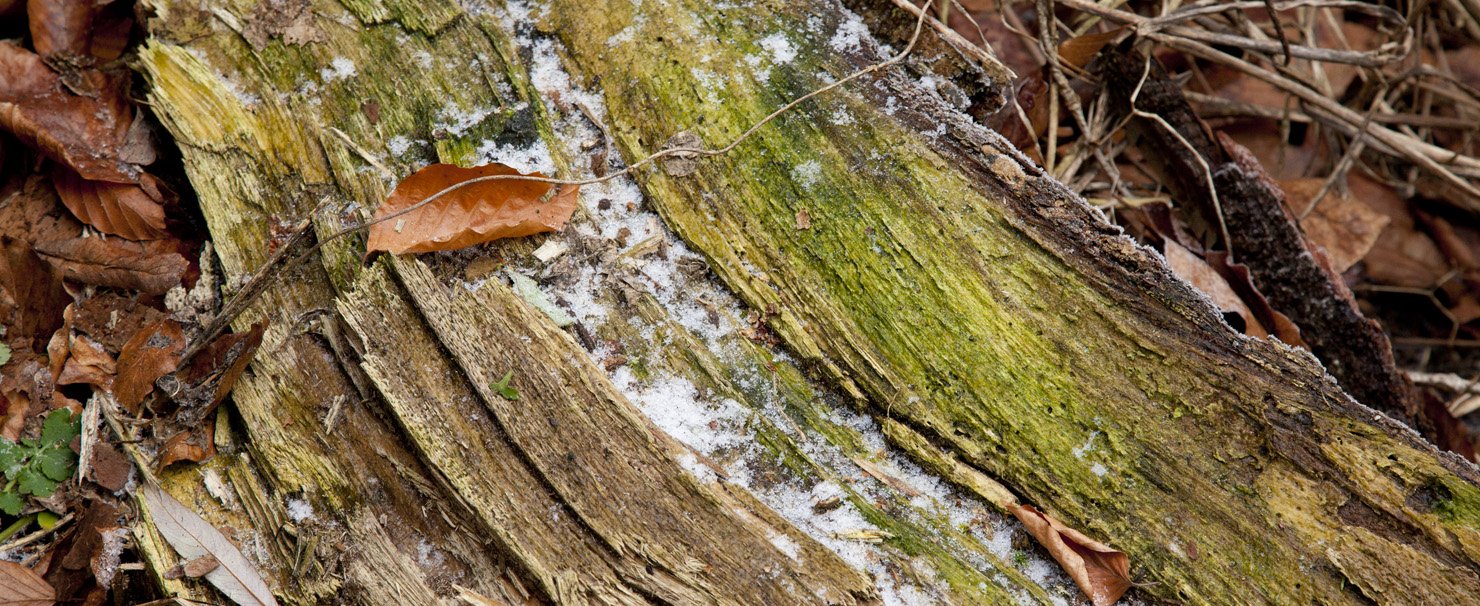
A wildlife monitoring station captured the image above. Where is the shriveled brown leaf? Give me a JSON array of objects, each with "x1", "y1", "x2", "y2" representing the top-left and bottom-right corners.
[
  {"x1": 113, "y1": 320, "x2": 185, "y2": 412},
  {"x1": 1164, "y1": 240, "x2": 1269, "y2": 338},
  {"x1": 159, "y1": 426, "x2": 215, "y2": 467},
  {"x1": 1205, "y1": 252, "x2": 1308, "y2": 348},
  {"x1": 70, "y1": 292, "x2": 168, "y2": 353},
  {"x1": 28, "y1": 0, "x2": 94, "y2": 59},
  {"x1": 1008, "y1": 503, "x2": 1131, "y2": 606},
  {"x1": 56, "y1": 333, "x2": 114, "y2": 389},
  {"x1": 33, "y1": 234, "x2": 186, "y2": 293},
  {"x1": 1282, "y1": 178, "x2": 1389, "y2": 272},
  {"x1": 0, "y1": 237, "x2": 68, "y2": 345},
  {"x1": 87, "y1": 441, "x2": 131, "y2": 491},
  {"x1": 54, "y1": 501, "x2": 121, "y2": 595},
  {"x1": 1058, "y1": 28, "x2": 1123, "y2": 70},
  {"x1": 165, "y1": 322, "x2": 267, "y2": 420},
  {"x1": 1352, "y1": 174, "x2": 1451, "y2": 287},
  {"x1": 0, "y1": 42, "x2": 154, "y2": 184},
  {"x1": 367, "y1": 163, "x2": 580, "y2": 254},
  {"x1": 50, "y1": 168, "x2": 168, "y2": 241},
  {"x1": 0, "y1": 560, "x2": 55, "y2": 606},
  {"x1": 0, "y1": 175, "x2": 81, "y2": 245},
  {"x1": 28, "y1": 0, "x2": 134, "y2": 63}
]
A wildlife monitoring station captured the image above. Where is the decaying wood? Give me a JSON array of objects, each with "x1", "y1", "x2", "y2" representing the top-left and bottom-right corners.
[
  {"x1": 537, "y1": 0, "x2": 1480, "y2": 603},
  {"x1": 134, "y1": 0, "x2": 1480, "y2": 605},
  {"x1": 1096, "y1": 45, "x2": 1423, "y2": 429},
  {"x1": 135, "y1": 0, "x2": 1073, "y2": 604}
]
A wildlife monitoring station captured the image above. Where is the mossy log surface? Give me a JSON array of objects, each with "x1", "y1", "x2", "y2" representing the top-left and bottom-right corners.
[
  {"x1": 135, "y1": 0, "x2": 1480, "y2": 604},
  {"x1": 133, "y1": 0, "x2": 1087, "y2": 604},
  {"x1": 536, "y1": 0, "x2": 1480, "y2": 604}
]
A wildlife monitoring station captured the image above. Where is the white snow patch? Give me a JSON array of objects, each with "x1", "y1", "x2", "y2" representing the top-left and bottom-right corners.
[
  {"x1": 416, "y1": 539, "x2": 446, "y2": 568},
  {"x1": 321, "y1": 56, "x2": 357, "y2": 81},
  {"x1": 759, "y1": 33, "x2": 797, "y2": 64},
  {"x1": 770, "y1": 532, "x2": 803, "y2": 561},
  {"x1": 1072, "y1": 431, "x2": 1099, "y2": 459},
  {"x1": 830, "y1": 11, "x2": 872, "y2": 54},
  {"x1": 792, "y1": 160, "x2": 822, "y2": 188},
  {"x1": 286, "y1": 497, "x2": 315, "y2": 522},
  {"x1": 475, "y1": 139, "x2": 557, "y2": 175},
  {"x1": 386, "y1": 135, "x2": 415, "y2": 158}
]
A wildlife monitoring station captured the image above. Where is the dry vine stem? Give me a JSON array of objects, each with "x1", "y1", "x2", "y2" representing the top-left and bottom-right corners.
[
  {"x1": 1056, "y1": 0, "x2": 1480, "y2": 207},
  {"x1": 183, "y1": 1, "x2": 937, "y2": 361}
]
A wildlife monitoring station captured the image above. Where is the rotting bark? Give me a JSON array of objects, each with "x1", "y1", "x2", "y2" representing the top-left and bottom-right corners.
[
  {"x1": 536, "y1": 1, "x2": 1480, "y2": 604},
  {"x1": 1095, "y1": 44, "x2": 1423, "y2": 430},
  {"x1": 132, "y1": 0, "x2": 1082, "y2": 604},
  {"x1": 133, "y1": 0, "x2": 1480, "y2": 605}
]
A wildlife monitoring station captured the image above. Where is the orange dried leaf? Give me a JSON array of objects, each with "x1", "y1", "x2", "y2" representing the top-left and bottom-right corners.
[
  {"x1": 51, "y1": 168, "x2": 168, "y2": 241},
  {"x1": 57, "y1": 333, "x2": 114, "y2": 389},
  {"x1": 1163, "y1": 240, "x2": 1269, "y2": 338},
  {"x1": 1283, "y1": 178, "x2": 1389, "y2": 273},
  {"x1": 1058, "y1": 28, "x2": 1124, "y2": 70},
  {"x1": 367, "y1": 163, "x2": 579, "y2": 254},
  {"x1": 1008, "y1": 503, "x2": 1131, "y2": 606},
  {"x1": 113, "y1": 320, "x2": 185, "y2": 413},
  {"x1": 33, "y1": 234, "x2": 187, "y2": 293},
  {"x1": 0, "y1": 560, "x2": 55, "y2": 606}
]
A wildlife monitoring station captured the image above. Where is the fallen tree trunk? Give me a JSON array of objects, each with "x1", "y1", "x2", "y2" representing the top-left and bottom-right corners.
[{"x1": 134, "y1": 0, "x2": 1480, "y2": 604}]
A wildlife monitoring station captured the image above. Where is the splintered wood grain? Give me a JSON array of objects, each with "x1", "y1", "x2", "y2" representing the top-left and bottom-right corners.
[
  {"x1": 332, "y1": 258, "x2": 883, "y2": 603},
  {"x1": 542, "y1": 0, "x2": 1480, "y2": 603}
]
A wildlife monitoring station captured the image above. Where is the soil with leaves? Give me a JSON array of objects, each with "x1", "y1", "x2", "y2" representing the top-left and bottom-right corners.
[{"x1": 2, "y1": 0, "x2": 1480, "y2": 605}]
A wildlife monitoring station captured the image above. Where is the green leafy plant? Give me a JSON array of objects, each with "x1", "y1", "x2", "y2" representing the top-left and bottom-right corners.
[
  {"x1": 0, "y1": 409, "x2": 81, "y2": 515},
  {"x1": 490, "y1": 371, "x2": 520, "y2": 401}
]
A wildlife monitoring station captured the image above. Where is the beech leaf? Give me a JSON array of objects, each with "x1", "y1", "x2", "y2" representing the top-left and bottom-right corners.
[
  {"x1": 33, "y1": 234, "x2": 186, "y2": 293},
  {"x1": 1007, "y1": 503, "x2": 1131, "y2": 606},
  {"x1": 140, "y1": 483, "x2": 279, "y2": 606},
  {"x1": 112, "y1": 320, "x2": 186, "y2": 412},
  {"x1": 367, "y1": 163, "x2": 579, "y2": 254},
  {"x1": 0, "y1": 42, "x2": 154, "y2": 184},
  {"x1": 0, "y1": 560, "x2": 54, "y2": 606},
  {"x1": 1163, "y1": 240, "x2": 1269, "y2": 338},
  {"x1": 50, "y1": 168, "x2": 169, "y2": 241}
]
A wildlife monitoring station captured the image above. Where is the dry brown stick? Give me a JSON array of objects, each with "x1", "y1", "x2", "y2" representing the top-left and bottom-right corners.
[{"x1": 1058, "y1": 0, "x2": 1480, "y2": 206}]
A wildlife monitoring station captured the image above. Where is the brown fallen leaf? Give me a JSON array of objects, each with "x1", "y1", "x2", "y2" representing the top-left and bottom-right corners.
[
  {"x1": 795, "y1": 208, "x2": 812, "y2": 230},
  {"x1": 1163, "y1": 240, "x2": 1268, "y2": 338},
  {"x1": 0, "y1": 42, "x2": 154, "y2": 184},
  {"x1": 87, "y1": 441, "x2": 131, "y2": 492},
  {"x1": 113, "y1": 320, "x2": 186, "y2": 413},
  {"x1": 1008, "y1": 503, "x2": 1131, "y2": 606},
  {"x1": 367, "y1": 163, "x2": 580, "y2": 254},
  {"x1": 70, "y1": 292, "x2": 169, "y2": 353},
  {"x1": 50, "y1": 168, "x2": 169, "y2": 241},
  {"x1": 1204, "y1": 252, "x2": 1307, "y2": 349},
  {"x1": 1283, "y1": 178, "x2": 1389, "y2": 273},
  {"x1": 163, "y1": 322, "x2": 267, "y2": 423},
  {"x1": 28, "y1": 0, "x2": 134, "y2": 63},
  {"x1": 0, "y1": 237, "x2": 69, "y2": 345},
  {"x1": 1353, "y1": 174, "x2": 1449, "y2": 288},
  {"x1": 33, "y1": 233, "x2": 186, "y2": 293},
  {"x1": 0, "y1": 560, "x2": 55, "y2": 606},
  {"x1": 56, "y1": 333, "x2": 114, "y2": 389},
  {"x1": 159, "y1": 425, "x2": 216, "y2": 468},
  {"x1": 140, "y1": 483, "x2": 279, "y2": 606}
]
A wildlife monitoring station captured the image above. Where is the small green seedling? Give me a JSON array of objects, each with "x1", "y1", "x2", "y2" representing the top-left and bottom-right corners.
[
  {"x1": 490, "y1": 371, "x2": 520, "y2": 401},
  {"x1": 0, "y1": 343, "x2": 10, "y2": 367},
  {"x1": 0, "y1": 408, "x2": 81, "y2": 516}
]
